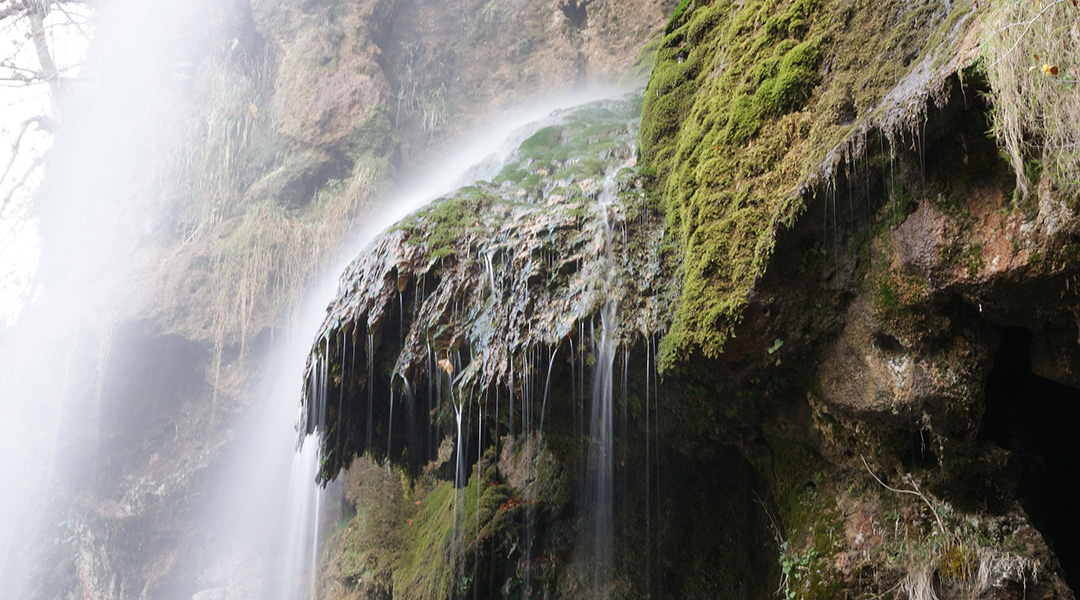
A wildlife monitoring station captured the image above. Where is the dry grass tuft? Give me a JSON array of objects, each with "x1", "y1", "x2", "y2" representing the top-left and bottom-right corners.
[
  {"x1": 983, "y1": 0, "x2": 1080, "y2": 201},
  {"x1": 206, "y1": 154, "x2": 388, "y2": 421},
  {"x1": 862, "y1": 457, "x2": 1043, "y2": 600},
  {"x1": 901, "y1": 563, "x2": 941, "y2": 600},
  {"x1": 179, "y1": 56, "x2": 272, "y2": 242}
]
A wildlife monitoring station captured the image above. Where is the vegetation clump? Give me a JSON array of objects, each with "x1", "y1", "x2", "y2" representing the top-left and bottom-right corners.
[
  {"x1": 982, "y1": 0, "x2": 1080, "y2": 204},
  {"x1": 640, "y1": 0, "x2": 980, "y2": 368}
]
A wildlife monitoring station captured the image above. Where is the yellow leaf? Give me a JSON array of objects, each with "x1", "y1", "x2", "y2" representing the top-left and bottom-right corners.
[{"x1": 437, "y1": 357, "x2": 454, "y2": 375}]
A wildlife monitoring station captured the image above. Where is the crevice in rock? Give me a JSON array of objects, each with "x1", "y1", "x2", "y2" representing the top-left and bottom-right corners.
[
  {"x1": 902, "y1": 428, "x2": 936, "y2": 470},
  {"x1": 560, "y1": 0, "x2": 588, "y2": 29},
  {"x1": 981, "y1": 326, "x2": 1080, "y2": 593}
]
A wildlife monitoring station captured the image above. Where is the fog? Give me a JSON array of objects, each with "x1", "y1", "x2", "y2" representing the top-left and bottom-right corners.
[{"x1": 0, "y1": 0, "x2": 633, "y2": 596}]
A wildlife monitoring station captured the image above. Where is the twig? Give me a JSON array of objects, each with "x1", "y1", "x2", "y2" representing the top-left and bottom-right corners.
[
  {"x1": 51, "y1": 1, "x2": 90, "y2": 39},
  {"x1": 861, "y1": 455, "x2": 947, "y2": 540},
  {"x1": 755, "y1": 492, "x2": 790, "y2": 596},
  {"x1": 0, "y1": 155, "x2": 44, "y2": 216},
  {"x1": 1, "y1": 115, "x2": 53, "y2": 193},
  {"x1": 0, "y1": 0, "x2": 31, "y2": 23},
  {"x1": 0, "y1": 203, "x2": 33, "y2": 254}
]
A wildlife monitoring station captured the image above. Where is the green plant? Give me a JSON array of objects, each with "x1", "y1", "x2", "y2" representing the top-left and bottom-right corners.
[
  {"x1": 480, "y1": 0, "x2": 500, "y2": 23},
  {"x1": 778, "y1": 542, "x2": 819, "y2": 600},
  {"x1": 767, "y1": 338, "x2": 784, "y2": 355}
]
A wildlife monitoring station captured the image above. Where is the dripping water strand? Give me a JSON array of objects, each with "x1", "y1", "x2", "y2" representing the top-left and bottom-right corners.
[
  {"x1": 539, "y1": 344, "x2": 558, "y2": 434},
  {"x1": 644, "y1": 335, "x2": 651, "y2": 598},
  {"x1": 367, "y1": 332, "x2": 374, "y2": 449},
  {"x1": 585, "y1": 162, "x2": 624, "y2": 598},
  {"x1": 919, "y1": 116, "x2": 928, "y2": 201}
]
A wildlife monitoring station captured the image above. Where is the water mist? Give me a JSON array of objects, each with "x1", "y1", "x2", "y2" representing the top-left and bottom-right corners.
[{"x1": 197, "y1": 87, "x2": 639, "y2": 599}]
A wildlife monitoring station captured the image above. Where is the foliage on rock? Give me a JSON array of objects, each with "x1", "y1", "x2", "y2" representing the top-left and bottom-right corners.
[
  {"x1": 640, "y1": 0, "x2": 982, "y2": 367},
  {"x1": 301, "y1": 95, "x2": 669, "y2": 478},
  {"x1": 983, "y1": 0, "x2": 1080, "y2": 204}
]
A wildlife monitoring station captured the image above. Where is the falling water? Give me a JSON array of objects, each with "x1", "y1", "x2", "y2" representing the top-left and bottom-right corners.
[
  {"x1": 278, "y1": 439, "x2": 320, "y2": 600},
  {"x1": 260, "y1": 88, "x2": 639, "y2": 599},
  {"x1": 585, "y1": 164, "x2": 624, "y2": 597}
]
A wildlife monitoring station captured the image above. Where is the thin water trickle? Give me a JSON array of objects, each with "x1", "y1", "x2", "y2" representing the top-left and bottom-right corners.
[
  {"x1": 584, "y1": 162, "x2": 626, "y2": 597},
  {"x1": 309, "y1": 477, "x2": 322, "y2": 600},
  {"x1": 509, "y1": 357, "x2": 516, "y2": 439},
  {"x1": 449, "y1": 371, "x2": 465, "y2": 586},
  {"x1": 388, "y1": 379, "x2": 396, "y2": 467},
  {"x1": 539, "y1": 344, "x2": 558, "y2": 434},
  {"x1": 588, "y1": 304, "x2": 617, "y2": 596}
]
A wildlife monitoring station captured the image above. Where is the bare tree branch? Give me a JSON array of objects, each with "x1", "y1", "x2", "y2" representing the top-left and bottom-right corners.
[
  {"x1": 0, "y1": 0, "x2": 87, "y2": 22},
  {"x1": 0, "y1": 1, "x2": 32, "y2": 24},
  {"x1": 27, "y1": 5, "x2": 58, "y2": 99},
  {"x1": 51, "y1": 2, "x2": 88, "y2": 38},
  {"x1": 0, "y1": 63, "x2": 46, "y2": 77},
  {"x1": 0, "y1": 116, "x2": 53, "y2": 214},
  {"x1": 0, "y1": 198, "x2": 35, "y2": 254},
  {"x1": 0, "y1": 0, "x2": 90, "y2": 223},
  {"x1": 0, "y1": 154, "x2": 44, "y2": 219}
]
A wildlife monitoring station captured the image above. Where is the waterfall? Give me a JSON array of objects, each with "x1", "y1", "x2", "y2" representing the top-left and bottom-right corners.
[
  {"x1": 585, "y1": 164, "x2": 625, "y2": 598},
  {"x1": 258, "y1": 88, "x2": 637, "y2": 598},
  {"x1": 278, "y1": 438, "x2": 320, "y2": 600}
]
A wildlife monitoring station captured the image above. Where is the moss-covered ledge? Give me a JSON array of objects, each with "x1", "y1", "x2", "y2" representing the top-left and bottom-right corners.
[
  {"x1": 640, "y1": 0, "x2": 982, "y2": 368},
  {"x1": 299, "y1": 94, "x2": 668, "y2": 480}
]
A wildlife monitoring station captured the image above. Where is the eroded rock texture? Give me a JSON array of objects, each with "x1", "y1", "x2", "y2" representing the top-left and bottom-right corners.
[
  {"x1": 305, "y1": 1, "x2": 1080, "y2": 599},
  {"x1": 3, "y1": 0, "x2": 673, "y2": 598}
]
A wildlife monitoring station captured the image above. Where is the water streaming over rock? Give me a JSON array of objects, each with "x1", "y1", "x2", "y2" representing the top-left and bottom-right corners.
[
  {"x1": 293, "y1": 89, "x2": 669, "y2": 597},
  {"x1": 584, "y1": 164, "x2": 626, "y2": 598},
  {"x1": 274, "y1": 89, "x2": 642, "y2": 598}
]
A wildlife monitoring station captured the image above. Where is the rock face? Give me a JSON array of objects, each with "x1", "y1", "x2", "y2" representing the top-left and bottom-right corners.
[
  {"x1": 1, "y1": 0, "x2": 673, "y2": 598},
  {"x1": 304, "y1": 1, "x2": 1080, "y2": 600},
  {"x1": 10, "y1": 0, "x2": 1080, "y2": 597},
  {"x1": 301, "y1": 96, "x2": 658, "y2": 473}
]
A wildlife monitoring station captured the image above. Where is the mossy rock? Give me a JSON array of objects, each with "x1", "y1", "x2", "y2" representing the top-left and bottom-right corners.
[{"x1": 640, "y1": 0, "x2": 980, "y2": 369}]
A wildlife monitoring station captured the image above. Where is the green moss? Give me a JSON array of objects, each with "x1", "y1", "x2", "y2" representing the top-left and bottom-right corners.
[
  {"x1": 520, "y1": 126, "x2": 565, "y2": 157},
  {"x1": 390, "y1": 448, "x2": 515, "y2": 599},
  {"x1": 722, "y1": 36, "x2": 823, "y2": 143},
  {"x1": 348, "y1": 105, "x2": 396, "y2": 162},
  {"x1": 641, "y1": 0, "x2": 973, "y2": 369},
  {"x1": 395, "y1": 481, "x2": 457, "y2": 596},
  {"x1": 331, "y1": 463, "x2": 406, "y2": 593},
  {"x1": 884, "y1": 181, "x2": 916, "y2": 229},
  {"x1": 395, "y1": 186, "x2": 501, "y2": 260},
  {"x1": 760, "y1": 37, "x2": 823, "y2": 115},
  {"x1": 963, "y1": 245, "x2": 984, "y2": 276},
  {"x1": 496, "y1": 164, "x2": 529, "y2": 184},
  {"x1": 620, "y1": 30, "x2": 665, "y2": 85},
  {"x1": 668, "y1": 0, "x2": 695, "y2": 30}
]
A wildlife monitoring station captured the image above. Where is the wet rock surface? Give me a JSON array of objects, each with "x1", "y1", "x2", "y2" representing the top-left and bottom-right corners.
[
  {"x1": 301, "y1": 94, "x2": 665, "y2": 475},
  {"x1": 306, "y1": 3, "x2": 1080, "y2": 599},
  {"x1": 3, "y1": 0, "x2": 673, "y2": 597}
]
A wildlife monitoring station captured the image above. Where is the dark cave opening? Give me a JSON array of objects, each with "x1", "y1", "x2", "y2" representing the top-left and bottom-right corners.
[
  {"x1": 981, "y1": 327, "x2": 1080, "y2": 592},
  {"x1": 559, "y1": 0, "x2": 588, "y2": 29}
]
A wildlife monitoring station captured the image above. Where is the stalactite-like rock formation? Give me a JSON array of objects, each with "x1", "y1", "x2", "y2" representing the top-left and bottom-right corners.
[{"x1": 305, "y1": 2, "x2": 1080, "y2": 599}]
